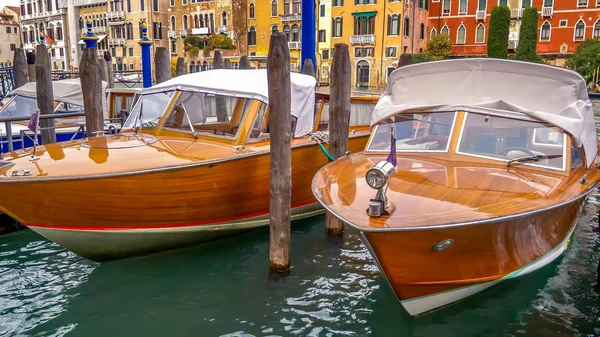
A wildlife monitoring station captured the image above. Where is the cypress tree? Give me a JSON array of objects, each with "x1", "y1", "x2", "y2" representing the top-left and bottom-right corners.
[
  {"x1": 487, "y1": 6, "x2": 510, "y2": 59},
  {"x1": 515, "y1": 7, "x2": 539, "y2": 62}
]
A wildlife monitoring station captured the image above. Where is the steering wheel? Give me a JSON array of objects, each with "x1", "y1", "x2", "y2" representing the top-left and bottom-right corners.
[{"x1": 498, "y1": 147, "x2": 535, "y2": 156}]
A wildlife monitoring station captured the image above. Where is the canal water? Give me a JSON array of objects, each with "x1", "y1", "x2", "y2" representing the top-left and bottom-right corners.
[{"x1": 1, "y1": 106, "x2": 600, "y2": 337}]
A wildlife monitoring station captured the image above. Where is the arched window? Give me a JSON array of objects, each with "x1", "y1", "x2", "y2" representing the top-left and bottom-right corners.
[
  {"x1": 430, "y1": 27, "x2": 437, "y2": 38},
  {"x1": 441, "y1": 25, "x2": 449, "y2": 36},
  {"x1": 200, "y1": 14, "x2": 204, "y2": 28},
  {"x1": 190, "y1": 61, "x2": 195, "y2": 73},
  {"x1": 194, "y1": 15, "x2": 199, "y2": 28},
  {"x1": 183, "y1": 15, "x2": 188, "y2": 30},
  {"x1": 333, "y1": 17, "x2": 342, "y2": 37},
  {"x1": 222, "y1": 11, "x2": 227, "y2": 27},
  {"x1": 272, "y1": 25, "x2": 278, "y2": 32},
  {"x1": 204, "y1": 14, "x2": 209, "y2": 29},
  {"x1": 170, "y1": 16, "x2": 175, "y2": 30},
  {"x1": 56, "y1": 23, "x2": 62, "y2": 40},
  {"x1": 387, "y1": 14, "x2": 399, "y2": 36},
  {"x1": 284, "y1": 0, "x2": 290, "y2": 15},
  {"x1": 291, "y1": 24, "x2": 299, "y2": 41},
  {"x1": 540, "y1": 21, "x2": 551, "y2": 41},
  {"x1": 594, "y1": 20, "x2": 600, "y2": 38},
  {"x1": 78, "y1": 17, "x2": 83, "y2": 30},
  {"x1": 283, "y1": 24, "x2": 290, "y2": 41},
  {"x1": 575, "y1": 20, "x2": 585, "y2": 39},
  {"x1": 271, "y1": 0, "x2": 277, "y2": 16},
  {"x1": 248, "y1": 27, "x2": 256, "y2": 45},
  {"x1": 209, "y1": 13, "x2": 214, "y2": 33},
  {"x1": 457, "y1": 25, "x2": 466, "y2": 44},
  {"x1": 475, "y1": 24, "x2": 485, "y2": 43},
  {"x1": 356, "y1": 60, "x2": 370, "y2": 87},
  {"x1": 249, "y1": 3, "x2": 255, "y2": 19}
]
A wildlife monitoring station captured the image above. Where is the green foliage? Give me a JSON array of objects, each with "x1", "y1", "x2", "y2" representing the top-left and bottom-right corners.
[
  {"x1": 426, "y1": 34, "x2": 452, "y2": 60},
  {"x1": 515, "y1": 7, "x2": 539, "y2": 62},
  {"x1": 487, "y1": 6, "x2": 510, "y2": 59},
  {"x1": 170, "y1": 58, "x2": 177, "y2": 76},
  {"x1": 183, "y1": 34, "x2": 236, "y2": 59},
  {"x1": 411, "y1": 53, "x2": 434, "y2": 64},
  {"x1": 565, "y1": 37, "x2": 600, "y2": 84}
]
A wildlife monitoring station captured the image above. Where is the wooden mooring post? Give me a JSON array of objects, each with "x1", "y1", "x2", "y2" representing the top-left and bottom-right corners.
[
  {"x1": 397, "y1": 53, "x2": 412, "y2": 69},
  {"x1": 239, "y1": 56, "x2": 251, "y2": 69},
  {"x1": 104, "y1": 52, "x2": 114, "y2": 88},
  {"x1": 326, "y1": 43, "x2": 351, "y2": 236},
  {"x1": 26, "y1": 52, "x2": 35, "y2": 82},
  {"x1": 12, "y1": 48, "x2": 28, "y2": 88},
  {"x1": 98, "y1": 56, "x2": 109, "y2": 85},
  {"x1": 154, "y1": 47, "x2": 171, "y2": 84},
  {"x1": 79, "y1": 19, "x2": 104, "y2": 137},
  {"x1": 213, "y1": 50, "x2": 228, "y2": 123},
  {"x1": 302, "y1": 58, "x2": 315, "y2": 78},
  {"x1": 35, "y1": 33, "x2": 56, "y2": 145},
  {"x1": 267, "y1": 33, "x2": 292, "y2": 275},
  {"x1": 176, "y1": 57, "x2": 186, "y2": 76}
]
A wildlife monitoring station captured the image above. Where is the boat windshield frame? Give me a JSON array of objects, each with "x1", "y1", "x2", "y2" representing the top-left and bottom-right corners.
[
  {"x1": 456, "y1": 111, "x2": 568, "y2": 172},
  {"x1": 366, "y1": 111, "x2": 458, "y2": 153}
]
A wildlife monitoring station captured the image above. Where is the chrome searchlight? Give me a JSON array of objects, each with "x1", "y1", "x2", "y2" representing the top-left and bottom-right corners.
[{"x1": 365, "y1": 160, "x2": 395, "y2": 217}]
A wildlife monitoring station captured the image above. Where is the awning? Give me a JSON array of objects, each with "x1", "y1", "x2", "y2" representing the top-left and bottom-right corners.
[
  {"x1": 77, "y1": 34, "x2": 107, "y2": 45},
  {"x1": 352, "y1": 11, "x2": 377, "y2": 18}
]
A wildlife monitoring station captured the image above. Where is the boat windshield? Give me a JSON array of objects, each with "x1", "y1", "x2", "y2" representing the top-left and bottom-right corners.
[
  {"x1": 0, "y1": 95, "x2": 37, "y2": 117},
  {"x1": 122, "y1": 91, "x2": 175, "y2": 130},
  {"x1": 368, "y1": 112, "x2": 456, "y2": 152},
  {"x1": 161, "y1": 91, "x2": 253, "y2": 140},
  {"x1": 457, "y1": 112, "x2": 565, "y2": 170}
]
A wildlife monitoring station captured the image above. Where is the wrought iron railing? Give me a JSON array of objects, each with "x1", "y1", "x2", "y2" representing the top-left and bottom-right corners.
[{"x1": 0, "y1": 67, "x2": 15, "y2": 101}]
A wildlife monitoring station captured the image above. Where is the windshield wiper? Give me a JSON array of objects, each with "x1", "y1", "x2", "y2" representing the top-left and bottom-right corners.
[{"x1": 507, "y1": 154, "x2": 563, "y2": 167}]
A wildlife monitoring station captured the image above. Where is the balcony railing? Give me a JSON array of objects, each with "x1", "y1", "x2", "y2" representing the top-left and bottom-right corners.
[
  {"x1": 476, "y1": 10, "x2": 486, "y2": 21},
  {"x1": 73, "y1": 0, "x2": 107, "y2": 6},
  {"x1": 168, "y1": 30, "x2": 176, "y2": 38},
  {"x1": 218, "y1": 25, "x2": 228, "y2": 33},
  {"x1": 508, "y1": 39, "x2": 518, "y2": 49},
  {"x1": 510, "y1": 8, "x2": 522, "y2": 19},
  {"x1": 281, "y1": 14, "x2": 301, "y2": 22},
  {"x1": 108, "y1": 10, "x2": 124, "y2": 20},
  {"x1": 542, "y1": 6, "x2": 553, "y2": 17},
  {"x1": 288, "y1": 41, "x2": 301, "y2": 49},
  {"x1": 350, "y1": 34, "x2": 375, "y2": 45},
  {"x1": 109, "y1": 37, "x2": 125, "y2": 46},
  {"x1": 92, "y1": 26, "x2": 107, "y2": 33}
]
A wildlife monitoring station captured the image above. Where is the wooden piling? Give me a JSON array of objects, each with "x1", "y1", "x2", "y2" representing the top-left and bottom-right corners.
[
  {"x1": 12, "y1": 48, "x2": 28, "y2": 88},
  {"x1": 79, "y1": 48, "x2": 104, "y2": 137},
  {"x1": 239, "y1": 56, "x2": 251, "y2": 69},
  {"x1": 213, "y1": 50, "x2": 228, "y2": 122},
  {"x1": 26, "y1": 52, "x2": 35, "y2": 82},
  {"x1": 224, "y1": 58, "x2": 231, "y2": 69},
  {"x1": 302, "y1": 58, "x2": 315, "y2": 77},
  {"x1": 267, "y1": 32, "x2": 292, "y2": 274},
  {"x1": 154, "y1": 47, "x2": 171, "y2": 84},
  {"x1": 104, "y1": 52, "x2": 114, "y2": 88},
  {"x1": 98, "y1": 57, "x2": 109, "y2": 85},
  {"x1": 176, "y1": 57, "x2": 186, "y2": 76},
  {"x1": 397, "y1": 53, "x2": 412, "y2": 69},
  {"x1": 35, "y1": 43, "x2": 56, "y2": 144},
  {"x1": 326, "y1": 43, "x2": 351, "y2": 236}
]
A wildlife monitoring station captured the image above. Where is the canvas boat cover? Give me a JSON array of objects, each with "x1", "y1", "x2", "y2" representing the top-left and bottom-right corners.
[
  {"x1": 9, "y1": 78, "x2": 109, "y2": 118},
  {"x1": 373, "y1": 58, "x2": 598, "y2": 167},
  {"x1": 144, "y1": 69, "x2": 317, "y2": 138}
]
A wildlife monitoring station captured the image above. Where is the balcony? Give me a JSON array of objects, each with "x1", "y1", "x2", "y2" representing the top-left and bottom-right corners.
[
  {"x1": 281, "y1": 14, "x2": 301, "y2": 22},
  {"x1": 168, "y1": 30, "x2": 176, "y2": 38},
  {"x1": 180, "y1": 29, "x2": 189, "y2": 37},
  {"x1": 23, "y1": 42, "x2": 34, "y2": 50},
  {"x1": 508, "y1": 39, "x2": 518, "y2": 50},
  {"x1": 476, "y1": 10, "x2": 486, "y2": 21},
  {"x1": 542, "y1": 6, "x2": 553, "y2": 17},
  {"x1": 218, "y1": 25, "x2": 228, "y2": 33},
  {"x1": 510, "y1": 8, "x2": 522, "y2": 19},
  {"x1": 108, "y1": 10, "x2": 124, "y2": 20},
  {"x1": 288, "y1": 41, "x2": 301, "y2": 49},
  {"x1": 190, "y1": 27, "x2": 209, "y2": 35},
  {"x1": 92, "y1": 26, "x2": 107, "y2": 34},
  {"x1": 109, "y1": 37, "x2": 125, "y2": 46},
  {"x1": 73, "y1": 0, "x2": 107, "y2": 6},
  {"x1": 350, "y1": 34, "x2": 375, "y2": 45}
]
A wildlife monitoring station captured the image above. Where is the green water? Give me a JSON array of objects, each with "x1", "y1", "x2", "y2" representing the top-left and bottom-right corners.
[{"x1": 1, "y1": 204, "x2": 599, "y2": 336}]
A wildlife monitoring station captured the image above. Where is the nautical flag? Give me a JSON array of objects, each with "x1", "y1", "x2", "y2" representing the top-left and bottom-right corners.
[
  {"x1": 386, "y1": 124, "x2": 397, "y2": 167},
  {"x1": 45, "y1": 35, "x2": 56, "y2": 45},
  {"x1": 35, "y1": 34, "x2": 40, "y2": 44},
  {"x1": 28, "y1": 109, "x2": 40, "y2": 135}
]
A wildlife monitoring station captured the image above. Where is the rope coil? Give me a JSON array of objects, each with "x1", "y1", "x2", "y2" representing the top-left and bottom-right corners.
[{"x1": 309, "y1": 131, "x2": 335, "y2": 162}]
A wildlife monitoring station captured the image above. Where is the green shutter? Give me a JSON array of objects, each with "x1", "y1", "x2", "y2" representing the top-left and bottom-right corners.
[
  {"x1": 387, "y1": 15, "x2": 391, "y2": 35},
  {"x1": 340, "y1": 17, "x2": 343, "y2": 37},
  {"x1": 425, "y1": 0, "x2": 428, "y2": 10},
  {"x1": 341, "y1": 0, "x2": 343, "y2": 6}
]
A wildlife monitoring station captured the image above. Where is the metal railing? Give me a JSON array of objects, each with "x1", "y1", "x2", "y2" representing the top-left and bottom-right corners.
[
  {"x1": 542, "y1": 6, "x2": 553, "y2": 17},
  {"x1": 476, "y1": 10, "x2": 486, "y2": 21},
  {"x1": 350, "y1": 34, "x2": 376, "y2": 45},
  {"x1": 0, "y1": 67, "x2": 15, "y2": 101}
]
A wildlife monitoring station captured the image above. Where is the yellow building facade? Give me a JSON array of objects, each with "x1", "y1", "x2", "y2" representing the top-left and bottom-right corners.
[
  {"x1": 331, "y1": 0, "x2": 403, "y2": 88},
  {"x1": 316, "y1": 0, "x2": 330, "y2": 84}
]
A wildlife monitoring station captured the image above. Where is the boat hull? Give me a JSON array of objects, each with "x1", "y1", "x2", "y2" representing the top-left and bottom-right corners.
[{"x1": 359, "y1": 196, "x2": 587, "y2": 316}]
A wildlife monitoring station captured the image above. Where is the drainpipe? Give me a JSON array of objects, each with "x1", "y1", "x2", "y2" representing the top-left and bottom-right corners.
[
  {"x1": 411, "y1": 0, "x2": 415, "y2": 53},
  {"x1": 379, "y1": 0, "x2": 388, "y2": 88}
]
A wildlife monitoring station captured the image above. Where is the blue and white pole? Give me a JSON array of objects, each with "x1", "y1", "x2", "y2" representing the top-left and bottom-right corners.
[
  {"x1": 301, "y1": 0, "x2": 316, "y2": 74},
  {"x1": 81, "y1": 18, "x2": 98, "y2": 49},
  {"x1": 138, "y1": 21, "x2": 153, "y2": 88}
]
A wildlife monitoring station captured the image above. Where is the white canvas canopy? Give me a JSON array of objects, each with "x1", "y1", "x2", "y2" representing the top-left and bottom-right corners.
[
  {"x1": 144, "y1": 69, "x2": 317, "y2": 137},
  {"x1": 373, "y1": 58, "x2": 598, "y2": 167},
  {"x1": 9, "y1": 78, "x2": 109, "y2": 118}
]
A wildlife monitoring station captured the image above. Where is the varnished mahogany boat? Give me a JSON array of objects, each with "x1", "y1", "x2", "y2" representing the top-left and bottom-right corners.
[
  {"x1": 311, "y1": 59, "x2": 600, "y2": 316},
  {"x1": 0, "y1": 69, "x2": 374, "y2": 261}
]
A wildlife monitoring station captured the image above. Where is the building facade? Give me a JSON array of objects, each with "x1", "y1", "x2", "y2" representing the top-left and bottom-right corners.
[
  {"x1": 402, "y1": 0, "x2": 429, "y2": 54},
  {"x1": 331, "y1": 0, "x2": 405, "y2": 88},
  {"x1": 317, "y1": 0, "x2": 331, "y2": 83},
  {"x1": 428, "y1": 0, "x2": 600, "y2": 65},
  {"x1": 20, "y1": 0, "x2": 70, "y2": 70},
  {"x1": 0, "y1": 6, "x2": 22, "y2": 64},
  {"x1": 65, "y1": 0, "x2": 109, "y2": 68}
]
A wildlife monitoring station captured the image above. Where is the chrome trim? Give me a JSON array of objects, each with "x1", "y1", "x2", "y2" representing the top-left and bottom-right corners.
[
  {"x1": 455, "y1": 111, "x2": 567, "y2": 172},
  {"x1": 319, "y1": 181, "x2": 599, "y2": 233}
]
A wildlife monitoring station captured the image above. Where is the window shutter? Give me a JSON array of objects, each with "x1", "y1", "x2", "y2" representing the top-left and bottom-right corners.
[
  {"x1": 387, "y1": 15, "x2": 391, "y2": 35},
  {"x1": 332, "y1": 18, "x2": 335, "y2": 36},
  {"x1": 341, "y1": 0, "x2": 344, "y2": 6},
  {"x1": 340, "y1": 18, "x2": 343, "y2": 37}
]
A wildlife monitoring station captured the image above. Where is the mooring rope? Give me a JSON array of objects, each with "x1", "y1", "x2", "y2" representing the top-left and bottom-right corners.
[{"x1": 309, "y1": 131, "x2": 335, "y2": 162}]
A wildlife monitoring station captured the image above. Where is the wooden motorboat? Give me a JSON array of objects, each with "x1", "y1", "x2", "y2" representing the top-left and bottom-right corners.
[
  {"x1": 311, "y1": 59, "x2": 600, "y2": 316},
  {"x1": 0, "y1": 69, "x2": 375, "y2": 261}
]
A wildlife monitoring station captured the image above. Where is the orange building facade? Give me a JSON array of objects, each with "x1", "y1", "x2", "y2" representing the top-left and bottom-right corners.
[{"x1": 427, "y1": 0, "x2": 600, "y2": 65}]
